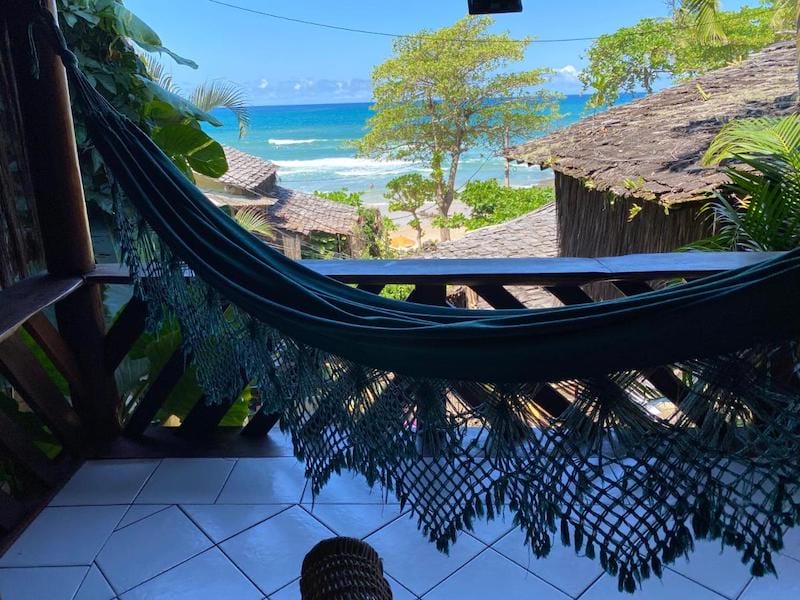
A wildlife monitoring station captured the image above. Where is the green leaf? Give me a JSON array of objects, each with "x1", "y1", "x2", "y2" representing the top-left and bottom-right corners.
[
  {"x1": 152, "y1": 123, "x2": 228, "y2": 178},
  {"x1": 138, "y1": 77, "x2": 222, "y2": 126},
  {"x1": 135, "y1": 42, "x2": 199, "y2": 70}
]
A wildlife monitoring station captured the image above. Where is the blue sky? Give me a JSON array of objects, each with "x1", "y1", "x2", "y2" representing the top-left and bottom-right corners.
[{"x1": 126, "y1": 0, "x2": 753, "y2": 105}]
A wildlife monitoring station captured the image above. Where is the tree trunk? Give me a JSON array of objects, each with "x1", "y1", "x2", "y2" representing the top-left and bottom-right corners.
[
  {"x1": 438, "y1": 153, "x2": 461, "y2": 242},
  {"x1": 504, "y1": 128, "x2": 511, "y2": 188}
]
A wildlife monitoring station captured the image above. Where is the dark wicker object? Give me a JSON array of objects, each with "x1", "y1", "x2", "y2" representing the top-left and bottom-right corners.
[{"x1": 300, "y1": 537, "x2": 393, "y2": 600}]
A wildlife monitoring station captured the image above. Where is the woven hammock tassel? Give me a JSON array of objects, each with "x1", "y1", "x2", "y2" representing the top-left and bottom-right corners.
[{"x1": 560, "y1": 516, "x2": 570, "y2": 547}]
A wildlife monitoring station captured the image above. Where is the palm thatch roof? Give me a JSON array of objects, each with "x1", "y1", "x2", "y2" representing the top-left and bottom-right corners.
[
  {"x1": 427, "y1": 202, "x2": 560, "y2": 308},
  {"x1": 266, "y1": 186, "x2": 359, "y2": 237},
  {"x1": 206, "y1": 188, "x2": 359, "y2": 238},
  {"x1": 217, "y1": 145, "x2": 278, "y2": 196},
  {"x1": 507, "y1": 42, "x2": 797, "y2": 206}
]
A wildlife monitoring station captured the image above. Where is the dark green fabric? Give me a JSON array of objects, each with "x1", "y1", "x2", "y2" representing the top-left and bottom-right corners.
[
  {"x1": 57, "y1": 42, "x2": 800, "y2": 382},
  {"x1": 30, "y1": 6, "x2": 800, "y2": 593}
]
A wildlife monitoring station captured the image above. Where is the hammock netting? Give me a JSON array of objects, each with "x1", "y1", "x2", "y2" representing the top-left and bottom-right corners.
[{"x1": 31, "y1": 6, "x2": 800, "y2": 592}]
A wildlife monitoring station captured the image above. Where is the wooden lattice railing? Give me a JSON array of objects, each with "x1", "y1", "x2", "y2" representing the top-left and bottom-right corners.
[{"x1": 0, "y1": 251, "x2": 779, "y2": 547}]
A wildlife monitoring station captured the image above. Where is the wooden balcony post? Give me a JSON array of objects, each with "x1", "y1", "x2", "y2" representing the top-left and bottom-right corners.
[{"x1": 7, "y1": 0, "x2": 120, "y2": 440}]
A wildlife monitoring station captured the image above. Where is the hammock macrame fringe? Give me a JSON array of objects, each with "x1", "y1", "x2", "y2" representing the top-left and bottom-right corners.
[
  {"x1": 115, "y1": 189, "x2": 800, "y2": 593},
  {"x1": 27, "y1": 4, "x2": 800, "y2": 592}
]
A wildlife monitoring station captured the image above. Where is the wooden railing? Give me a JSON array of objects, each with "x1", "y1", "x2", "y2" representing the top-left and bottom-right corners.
[{"x1": 0, "y1": 251, "x2": 780, "y2": 544}]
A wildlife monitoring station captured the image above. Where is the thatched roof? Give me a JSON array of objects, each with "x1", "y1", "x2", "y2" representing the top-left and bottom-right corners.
[
  {"x1": 266, "y1": 186, "x2": 359, "y2": 237},
  {"x1": 427, "y1": 202, "x2": 560, "y2": 308},
  {"x1": 206, "y1": 188, "x2": 359, "y2": 238},
  {"x1": 218, "y1": 145, "x2": 278, "y2": 195},
  {"x1": 507, "y1": 42, "x2": 797, "y2": 206}
]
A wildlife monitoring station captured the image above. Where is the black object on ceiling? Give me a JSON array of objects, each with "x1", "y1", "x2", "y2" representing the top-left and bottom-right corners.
[{"x1": 468, "y1": 0, "x2": 523, "y2": 14}]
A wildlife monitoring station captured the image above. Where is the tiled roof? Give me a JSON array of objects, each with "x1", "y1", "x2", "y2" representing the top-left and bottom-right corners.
[
  {"x1": 217, "y1": 146, "x2": 278, "y2": 195},
  {"x1": 507, "y1": 42, "x2": 797, "y2": 206},
  {"x1": 427, "y1": 203, "x2": 560, "y2": 309},
  {"x1": 265, "y1": 186, "x2": 359, "y2": 237}
]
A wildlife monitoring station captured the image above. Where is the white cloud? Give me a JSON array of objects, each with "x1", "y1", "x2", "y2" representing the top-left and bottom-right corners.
[
  {"x1": 247, "y1": 77, "x2": 373, "y2": 105},
  {"x1": 550, "y1": 64, "x2": 584, "y2": 94}
]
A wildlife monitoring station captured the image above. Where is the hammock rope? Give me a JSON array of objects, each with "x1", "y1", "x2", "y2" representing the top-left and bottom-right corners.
[{"x1": 31, "y1": 5, "x2": 800, "y2": 592}]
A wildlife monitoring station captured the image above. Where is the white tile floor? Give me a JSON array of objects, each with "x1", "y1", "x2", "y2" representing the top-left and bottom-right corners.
[{"x1": 3, "y1": 433, "x2": 800, "y2": 599}]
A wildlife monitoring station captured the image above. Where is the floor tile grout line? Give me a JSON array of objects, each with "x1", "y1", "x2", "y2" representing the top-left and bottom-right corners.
[
  {"x1": 398, "y1": 544, "x2": 492, "y2": 598},
  {"x1": 385, "y1": 573, "x2": 422, "y2": 599},
  {"x1": 211, "y1": 458, "x2": 240, "y2": 504},
  {"x1": 485, "y1": 530, "x2": 598, "y2": 599},
  {"x1": 297, "y1": 503, "x2": 410, "y2": 540},
  {"x1": 68, "y1": 564, "x2": 94, "y2": 600},
  {"x1": 193, "y1": 503, "x2": 297, "y2": 547},
  {"x1": 128, "y1": 458, "x2": 165, "y2": 505},
  {"x1": 572, "y1": 572, "x2": 605, "y2": 599},
  {"x1": 663, "y1": 565, "x2": 741, "y2": 599},
  {"x1": 114, "y1": 505, "x2": 172, "y2": 532},
  {"x1": 93, "y1": 558, "x2": 120, "y2": 597},
  {"x1": 214, "y1": 535, "x2": 274, "y2": 597},
  {"x1": 111, "y1": 543, "x2": 215, "y2": 597}
]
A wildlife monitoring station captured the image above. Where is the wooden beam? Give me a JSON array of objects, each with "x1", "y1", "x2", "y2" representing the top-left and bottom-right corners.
[
  {"x1": 0, "y1": 410, "x2": 57, "y2": 486},
  {"x1": 104, "y1": 297, "x2": 147, "y2": 373},
  {"x1": 0, "y1": 333, "x2": 85, "y2": 454},
  {"x1": 406, "y1": 285, "x2": 448, "y2": 306},
  {"x1": 23, "y1": 313, "x2": 83, "y2": 396},
  {"x1": 8, "y1": 0, "x2": 120, "y2": 440},
  {"x1": 241, "y1": 409, "x2": 281, "y2": 438},
  {"x1": 124, "y1": 347, "x2": 189, "y2": 437},
  {"x1": 470, "y1": 284, "x2": 526, "y2": 309},
  {"x1": 86, "y1": 252, "x2": 778, "y2": 288},
  {"x1": 0, "y1": 274, "x2": 83, "y2": 345}
]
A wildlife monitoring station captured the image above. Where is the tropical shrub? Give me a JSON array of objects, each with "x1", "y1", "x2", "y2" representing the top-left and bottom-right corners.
[
  {"x1": 692, "y1": 116, "x2": 800, "y2": 251},
  {"x1": 449, "y1": 179, "x2": 554, "y2": 230}
]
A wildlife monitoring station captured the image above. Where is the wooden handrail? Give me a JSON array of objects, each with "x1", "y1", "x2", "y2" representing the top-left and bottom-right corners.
[
  {"x1": 0, "y1": 274, "x2": 83, "y2": 344},
  {"x1": 86, "y1": 251, "x2": 781, "y2": 287}
]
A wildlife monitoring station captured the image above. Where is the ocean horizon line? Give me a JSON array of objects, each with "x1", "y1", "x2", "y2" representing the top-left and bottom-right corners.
[{"x1": 232, "y1": 92, "x2": 607, "y2": 111}]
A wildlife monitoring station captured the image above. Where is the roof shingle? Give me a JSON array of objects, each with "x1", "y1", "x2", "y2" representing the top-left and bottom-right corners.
[{"x1": 507, "y1": 42, "x2": 797, "y2": 206}]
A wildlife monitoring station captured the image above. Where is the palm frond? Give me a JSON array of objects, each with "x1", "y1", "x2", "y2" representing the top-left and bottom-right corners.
[
  {"x1": 681, "y1": 0, "x2": 728, "y2": 43},
  {"x1": 233, "y1": 207, "x2": 274, "y2": 239},
  {"x1": 140, "y1": 53, "x2": 179, "y2": 94},
  {"x1": 693, "y1": 114, "x2": 800, "y2": 251},
  {"x1": 189, "y1": 80, "x2": 251, "y2": 139}
]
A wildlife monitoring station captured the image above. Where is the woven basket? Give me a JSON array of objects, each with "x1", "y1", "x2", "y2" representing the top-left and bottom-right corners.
[{"x1": 300, "y1": 537, "x2": 393, "y2": 600}]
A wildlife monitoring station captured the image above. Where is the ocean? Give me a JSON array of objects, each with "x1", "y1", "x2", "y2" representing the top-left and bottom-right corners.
[{"x1": 205, "y1": 95, "x2": 634, "y2": 204}]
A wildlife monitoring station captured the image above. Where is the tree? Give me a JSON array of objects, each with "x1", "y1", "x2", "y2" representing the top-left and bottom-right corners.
[
  {"x1": 682, "y1": 0, "x2": 800, "y2": 93},
  {"x1": 580, "y1": 3, "x2": 785, "y2": 108},
  {"x1": 384, "y1": 174, "x2": 435, "y2": 249},
  {"x1": 356, "y1": 16, "x2": 560, "y2": 241},
  {"x1": 450, "y1": 179, "x2": 554, "y2": 230},
  {"x1": 58, "y1": 0, "x2": 232, "y2": 205}
]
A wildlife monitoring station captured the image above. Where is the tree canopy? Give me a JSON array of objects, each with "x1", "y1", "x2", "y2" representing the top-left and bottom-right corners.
[
  {"x1": 356, "y1": 16, "x2": 560, "y2": 240},
  {"x1": 580, "y1": 2, "x2": 789, "y2": 108}
]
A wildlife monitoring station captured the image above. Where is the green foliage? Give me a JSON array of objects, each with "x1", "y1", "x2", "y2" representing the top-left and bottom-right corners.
[
  {"x1": 580, "y1": 4, "x2": 784, "y2": 108},
  {"x1": 314, "y1": 189, "x2": 395, "y2": 257},
  {"x1": 58, "y1": 0, "x2": 228, "y2": 207},
  {"x1": 451, "y1": 179, "x2": 554, "y2": 230},
  {"x1": 314, "y1": 189, "x2": 366, "y2": 207},
  {"x1": 690, "y1": 116, "x2": 800, "y2": 251},
  {"x1": 356, "y1": 16, "x2": 561, "y2": 238},
  {"x1": 385, "y1": 173, "x2": 435, "y2": 248}
]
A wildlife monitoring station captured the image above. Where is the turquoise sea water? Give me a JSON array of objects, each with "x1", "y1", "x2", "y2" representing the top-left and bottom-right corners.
[{"x1": 205, "y1": 95, "x2": 637, "y2": 204}]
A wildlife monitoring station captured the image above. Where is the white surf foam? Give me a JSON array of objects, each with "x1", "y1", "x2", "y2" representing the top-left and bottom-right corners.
[
  {"x1": 268, "y1": 138, "x2": 327, "y2": 146},
  {"x1": 274, "y1": 156, "x2": 416, "y2": 177}
]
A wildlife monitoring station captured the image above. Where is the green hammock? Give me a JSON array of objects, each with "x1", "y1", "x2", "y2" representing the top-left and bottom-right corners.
[{"x1": 34, "y1": 6, "x2": 800, "y2": 592}]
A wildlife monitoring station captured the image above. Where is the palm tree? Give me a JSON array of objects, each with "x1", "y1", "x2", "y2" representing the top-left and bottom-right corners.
[
  {"x1": 143, "y1": 55, "x2": 250, "y2": 139},
  {"x1": 692, "y1": 116, "x2": 800, "y2": 251}
]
